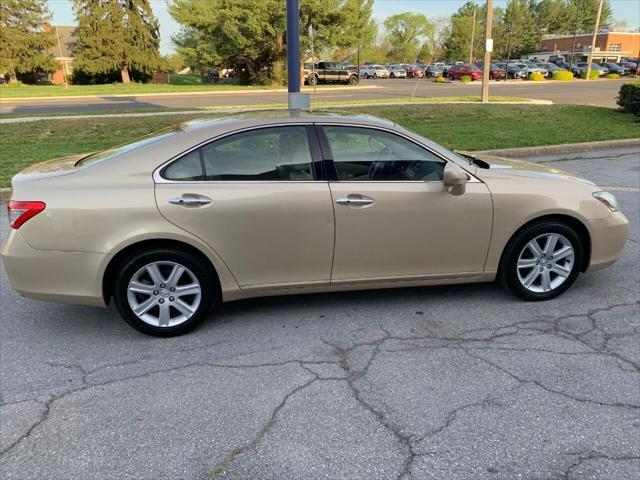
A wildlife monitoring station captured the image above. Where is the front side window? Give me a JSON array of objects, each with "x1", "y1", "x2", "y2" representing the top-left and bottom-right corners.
[
  {"x1": 323, "y1": 126, "x2": 445, "y2": 182},
  {"x1": 163, "y1": 126, "x2": 314, "y2": 181}
]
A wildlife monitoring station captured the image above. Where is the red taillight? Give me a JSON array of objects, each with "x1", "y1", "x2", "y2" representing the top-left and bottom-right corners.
[{"x1": 8, "y1": 201, "x2": 46, "y2": 229}]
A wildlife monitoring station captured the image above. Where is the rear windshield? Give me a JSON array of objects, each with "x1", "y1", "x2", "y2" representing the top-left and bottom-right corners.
[{"x1": 76, "y1": 127, "x2": 180, "y2": 167}]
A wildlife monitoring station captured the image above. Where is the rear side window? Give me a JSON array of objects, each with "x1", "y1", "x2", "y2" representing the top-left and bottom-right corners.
[{"x1": 162, "y1": 126, "x2": 314, "y2": 181}]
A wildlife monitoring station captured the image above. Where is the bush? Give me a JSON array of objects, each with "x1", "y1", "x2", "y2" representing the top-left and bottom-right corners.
[
  {"x1": 553, "y1": 70, "x2": 574, "y2": 81},
  {"x1": 434, "y1": 76, "x2": 448, "y2": 83},
  {"x1": 580, "y1": 69, "x2": 600, "y2": 80},
  {"x1": 460, "y1": 75, "x2": 472, "y2": 83},
  {"x1": 606, "y1": 73, "x2": 620, "y2": 79},
  {"x1": 72, "y1": 69, "x2": 152, "y2": 84},
  {"x1": 617, "y1": 82, "x2": 640, "y2": 116},
  {"x1": 530, "y1": 72, "x2": 545, "y2": 81}
]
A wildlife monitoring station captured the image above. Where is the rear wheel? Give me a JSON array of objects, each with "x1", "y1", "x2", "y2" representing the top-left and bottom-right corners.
[
  {"x1": 114, "y1": 249, "x2": 217, "y2": 336},
  {"x1": 348, "y1": 75, "x2": 359, "y2": 85},
  {"x1": 500, "y1": 221, "x2": 583, "y2": 301},
  {"x1": 308, "y1": 74, "x2": 318, "y2": 86}
]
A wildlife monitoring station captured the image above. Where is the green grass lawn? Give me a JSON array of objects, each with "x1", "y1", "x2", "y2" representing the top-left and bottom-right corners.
[{"x1": 1, "y1": 104, "x2": 638, "y2": 187}]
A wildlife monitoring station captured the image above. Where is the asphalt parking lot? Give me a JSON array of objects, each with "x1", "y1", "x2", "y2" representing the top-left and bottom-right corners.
[{"x1": 1, "y1": 148, "x2": 638, "y2": 480}]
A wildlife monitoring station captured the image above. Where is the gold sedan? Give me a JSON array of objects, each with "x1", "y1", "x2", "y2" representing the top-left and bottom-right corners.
[{"x1": 1, "y1": 111, "x2": 629, "y2": 336}]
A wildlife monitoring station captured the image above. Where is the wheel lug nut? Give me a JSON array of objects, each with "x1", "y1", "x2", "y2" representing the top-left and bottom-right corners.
[
  {"x1": 160, "y1": 283, "x2": 166, "y2": 288},
  {"x1": 169, "y1": 296, "x2": 175, "y2": 302},
  {"x1": 159, "y1": 298, "x2": 165, "y2": 304},
  {"x1": 170, "y1": 287, "x2": 175, "y2": 292},
  {"x1": 153, "y1": 290, "x2": 159, "y2": 295},
  {"x1": 539, "y1": 267, "x2": 543, "y2": 271}
]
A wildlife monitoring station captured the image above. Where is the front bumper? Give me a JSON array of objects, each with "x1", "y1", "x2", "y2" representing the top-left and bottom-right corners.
[
  {"x1": 586, "y1": 210, "x2": 630, "y2": 272},
  {"x1": 1, "y1": 229, "x2": 108, "y2": 307}
]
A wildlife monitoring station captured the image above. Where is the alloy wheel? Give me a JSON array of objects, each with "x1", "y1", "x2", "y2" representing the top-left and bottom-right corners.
[
  {"x1": 516, "y1": 233, "x2": 575, "y2": 293},
  {"x1": 127, "y1": 261, "x2": 202, "y2": 327}
]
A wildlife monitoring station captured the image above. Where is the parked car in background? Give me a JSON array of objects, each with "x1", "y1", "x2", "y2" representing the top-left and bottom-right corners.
[
  {"x1": 496, "y1": 63, "x2": 527, "y2": 79},
  {"x1": 523, "y1": 61, "x2": 548, "y2": 77},
  {"x1": 447, "y1": 63, "x2": 482, "y2": 81},
  {"x1": 360, "y1": 65, "x2": 390, "y2": 79},
  {"x1": 305, "y1": 62, "x2": 359, "y2": 85},
  {"x1": 425, "y1": 64, "x2": 445, "y2": 78},
  {"x1": 406, "y1": 66, "x2": 425, "y2": 78},
  {"x1": 541, "y1": 62, "x2": 567, "y2": 76},
  {"x1": 572, "y1": 62, "x2": 608, "y2": 77},
  {"x1": 619, "y1": 61, "x2": 638, "y2": 74},
  {"x1": 489, "y1": 64, "x2": 506, "y2": 80},
  {"x1": 600, "y1": 62, "x2": 626, "y2": 75},
  {"x1": 388, "y1": 65, "x2": 408, "y2": 78},
  {"x1": 554, "y1": 61, "x2": 572, "y2": 70}
]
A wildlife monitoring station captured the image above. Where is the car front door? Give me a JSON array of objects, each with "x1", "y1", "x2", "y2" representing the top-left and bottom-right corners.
[
  {"x1": 155, "y1": 125, "x2": 334, "y2": 289},
  {"x1": 319, "y1": 125, "x2": 493, "y2": 283}
]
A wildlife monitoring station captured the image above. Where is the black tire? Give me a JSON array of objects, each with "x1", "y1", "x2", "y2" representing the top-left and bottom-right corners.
[
  {"x1": 308, "y1": 74, "x2": 318, "y2": 86},
  {"x1": 499, "y1": 221, "x2": 584, "y2": 301},
  {"x1": 348, "y1": 75, "x2": 359, "y2": 85},
  {"x1": 113, "y1": 248, "x2": 218, "y2": 337}
]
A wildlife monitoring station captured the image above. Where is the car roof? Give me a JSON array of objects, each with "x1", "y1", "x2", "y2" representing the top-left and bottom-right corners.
[{"x1": 179, "y1": 109, "x2": 397, "y2": 135}]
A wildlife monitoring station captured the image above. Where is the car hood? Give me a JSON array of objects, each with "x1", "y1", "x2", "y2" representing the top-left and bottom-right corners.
[{"x1": 462, "y1": 152, "x2": 596, "y2": 186}]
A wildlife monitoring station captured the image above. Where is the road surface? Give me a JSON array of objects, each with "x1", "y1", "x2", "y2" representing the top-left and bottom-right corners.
[
  {"x1": 1, "y1": 148, "x2": 638, "y2": 479},
  {"x1": 0, "y1": 78, "x2": 628, "y2": 115}
]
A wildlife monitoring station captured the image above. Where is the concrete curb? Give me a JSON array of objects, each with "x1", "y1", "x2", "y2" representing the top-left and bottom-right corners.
[
  {"x1": 473, "y1": 138, "x2": 640, "y2": 158},
  {"x1": 0, "y1": 85, "x2": 380, "y2": 103},
  {"x1": 0, "y1": 187, "x2": 11, "y2": 203}
]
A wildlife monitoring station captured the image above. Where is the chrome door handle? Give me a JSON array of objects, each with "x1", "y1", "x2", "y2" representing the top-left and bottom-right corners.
[
  {"x1": 168, "y1": 196, "x2": 211, "y2": 207},
  {"x1": 336, "y1": 197, "x2": 374, "y2": 206}
]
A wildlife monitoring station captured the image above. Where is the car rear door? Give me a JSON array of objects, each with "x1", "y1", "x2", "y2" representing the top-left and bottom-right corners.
[
  {"x1": 155, "y1": 124, "x2": 335, "y2": 289},
  {"x1": 318, "y1": 124, "x2": 493, "y2": 283}
]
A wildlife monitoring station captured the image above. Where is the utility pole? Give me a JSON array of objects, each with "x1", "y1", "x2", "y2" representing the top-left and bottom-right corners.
[
  {"x1": 469, "y1": 6, "x2": 477, "y2": 64},
  {"x1": 585, "y1": 0, "x2": 604, "y2": 80},
  {"x1": 481, "y1": 0, "x2": 493, "y2": 102},
  {"x1": 569, "y1": 12, "x2": 580, "y2": 66},
  {"x1": 504, "y1": 21, "x2": 513, "y2": 81},
  {"x1": 286, "y1": 0, "x2": 309, "y2": 109}
]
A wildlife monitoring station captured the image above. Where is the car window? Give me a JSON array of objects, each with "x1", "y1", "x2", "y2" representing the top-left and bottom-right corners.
[
  {"x1": 323, "y1": 126, "x2": 445, "y2": 182},
  {"x1": 163, "y1": 126, "x2": 314, "y2": 181}
]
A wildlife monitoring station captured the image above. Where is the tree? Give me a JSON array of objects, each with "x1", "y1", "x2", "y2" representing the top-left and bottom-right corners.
[
  {"x1": 444, "y1": 2, "x2": 485, "y2": 62},
  {"x1": 419, "y1": 16, "x2": 450, "y2": 62},
  {"x1": 493, "y1": 0, "x2": 538, "y2": 59},
  {"x1": 566, "y1": 0, "x2": 613, "y2": 32},
  {"x1": 533, "y1": 0, "x2": 572, "y2": 34},
  {"x1": 0, "y1": 0, "x2": 57, "y2": 83},
  {"x1": 383, "y1": 12, "x2": 433, "y2": 63},
  {"x1": 73, "y1": 0, "x2": 160, "y2": 84},
  {"x1": 170, "y1": 0, "x2": 376, "y2": 85}
]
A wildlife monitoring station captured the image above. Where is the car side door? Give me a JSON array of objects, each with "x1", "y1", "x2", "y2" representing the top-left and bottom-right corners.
[
  {"x1": 318, "y1": 124, "x2": 493, "y2": 283},
  {"x1": 155, "y1": 125, "x2": 335, "y2": 289}
]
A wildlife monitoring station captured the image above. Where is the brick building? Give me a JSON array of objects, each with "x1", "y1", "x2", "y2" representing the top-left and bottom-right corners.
[
  {"x1": 45, "y1": 24, "x2": 77, "y2": 85},
  {"x1": 529, "y1": 31, "x2": 640, "y2": 63}
]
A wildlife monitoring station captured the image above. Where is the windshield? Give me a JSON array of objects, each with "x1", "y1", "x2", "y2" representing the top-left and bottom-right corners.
[{"x1": 76, "y1": 127, "x2": 180, "y2": 167}]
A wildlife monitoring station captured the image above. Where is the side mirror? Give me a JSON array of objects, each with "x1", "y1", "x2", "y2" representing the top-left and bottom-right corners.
[{"x1": 443, "y1": 163, "x2": 467, "y2": 196}]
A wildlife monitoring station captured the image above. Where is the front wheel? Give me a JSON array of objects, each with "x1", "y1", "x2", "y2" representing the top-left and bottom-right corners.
[
  {"x1": 114, "y1": 249, "x2": 218, "y2": 336},
  {"x1": 348, "y1": 75, "x2": 359, "y2": 85},
  {"x1": 499, "y1": 221, "x2": 583, "y2": 301},
  {"x1": 307, "y1": 74, "x2": 318, "y2": 86}
]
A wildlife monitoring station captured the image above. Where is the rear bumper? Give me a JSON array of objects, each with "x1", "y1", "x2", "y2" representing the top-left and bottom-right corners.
[
  {"x1": 1, "y1": 229, "x2": 108, "y2": 307},
  {"x1": 586, "y1": 210, "x2": 630, "y2": 272}
]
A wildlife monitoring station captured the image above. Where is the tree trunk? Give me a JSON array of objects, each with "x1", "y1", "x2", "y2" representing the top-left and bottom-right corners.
[
  {"x1": 120, "y1": 65, "x2": 131, "y2": 84},
  {"x1": 9, "y1": 71, "x2": 17, "y2": 83}
]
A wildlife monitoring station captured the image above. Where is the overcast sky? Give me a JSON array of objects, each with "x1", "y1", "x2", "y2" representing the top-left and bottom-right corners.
[{"x1": 46, "y1": 0, "x2": 640, "y2": 55}]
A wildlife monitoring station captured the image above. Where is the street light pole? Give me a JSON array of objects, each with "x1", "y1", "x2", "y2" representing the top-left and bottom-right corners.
[
  {"x1": 585, "y1": 0, "x2": 604, "y2": 80},
  {"x1": 481, "y1": 0, "x2": 493, "y2": 102},
  {"x1": 286, "y1": 0, "x2": 309, "y2": 109}
]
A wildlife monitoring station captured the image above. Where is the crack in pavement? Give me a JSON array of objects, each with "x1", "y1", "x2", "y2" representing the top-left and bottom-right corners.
[
  {"x1": 561, "y1": 450, "x2": 640, "y2": 480},
  {"x1": 0, "y1": 358, "x2": 340, "y2": 459}
]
